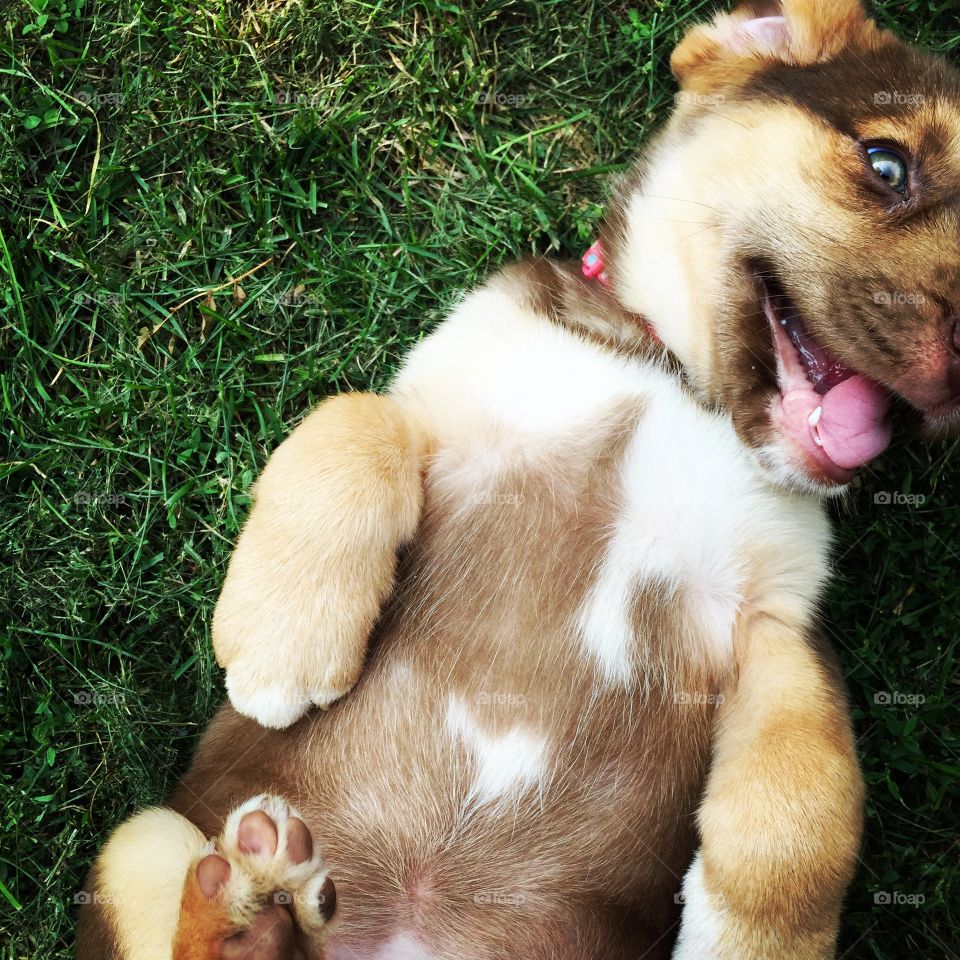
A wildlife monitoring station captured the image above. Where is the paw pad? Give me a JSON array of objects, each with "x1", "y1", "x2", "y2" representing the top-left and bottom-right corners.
[{"x1": 194, "y1": 794, "x2": 337, "y2": 954}]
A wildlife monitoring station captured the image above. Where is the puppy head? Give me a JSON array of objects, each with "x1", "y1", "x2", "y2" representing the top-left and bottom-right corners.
[{"x1": 605, "y1": 0, "x2": 960, "y2": 492}]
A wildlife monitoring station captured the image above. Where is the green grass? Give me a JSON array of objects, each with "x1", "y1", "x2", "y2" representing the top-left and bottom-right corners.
[{"x1": 2, "y1": 1, "x2": 958, "y2": 956}]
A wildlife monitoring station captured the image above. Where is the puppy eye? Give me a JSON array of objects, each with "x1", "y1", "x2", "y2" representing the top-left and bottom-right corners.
[{"x1": 866, "y1": 146, "x2": 908, "y2": 194}]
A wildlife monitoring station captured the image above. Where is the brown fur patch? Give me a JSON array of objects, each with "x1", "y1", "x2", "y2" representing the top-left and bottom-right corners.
[
  {"x1": 495, "y1": 257, "x2": 667, "y2": 363},
  {"x1": 75, "y1": 866, "x2": 122, "y2": 960},
  {"x1": 172, "y1": 869, "x2": 234, "y2": 960}
]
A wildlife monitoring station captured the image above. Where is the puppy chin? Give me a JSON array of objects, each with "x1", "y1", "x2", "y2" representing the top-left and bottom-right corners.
[{"x1": 752, "y1": 438, "x2": 852, "y2": 499}]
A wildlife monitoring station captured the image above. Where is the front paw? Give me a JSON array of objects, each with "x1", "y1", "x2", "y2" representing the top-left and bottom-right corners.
[
  {"x1": 213, "y1": 553, "x2": 375, "y2": 729},
  {"x1": 177, "y1": 795, "x2": 336, "y2": 960},
  {"x1": 220, "y1": 640, "x2": 361, "y2": 730}
]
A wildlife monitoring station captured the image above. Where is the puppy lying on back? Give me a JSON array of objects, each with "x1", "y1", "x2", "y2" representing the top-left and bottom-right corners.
[{"x1": 77, "y1": 1, "x2": 960, "y2": 958}]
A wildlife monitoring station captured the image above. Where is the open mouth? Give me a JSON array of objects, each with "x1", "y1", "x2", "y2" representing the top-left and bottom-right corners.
[{"x1": 753, "y1": 266, "x2": 893, "y2": 484}]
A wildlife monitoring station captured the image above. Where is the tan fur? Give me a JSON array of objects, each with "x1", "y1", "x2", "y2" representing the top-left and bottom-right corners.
[
  {"x1": 670, "y1": 0, "x2": 889, "y2": 92},
  {"x1": 608, "y1": 35, "x2": 960, "y2": 486},
  {"x1": 696, "y1": 613, "x2": 863, "y2": 958},
  {"x1": 92, "y1": 808, "x2": 207, "y2": 960}
]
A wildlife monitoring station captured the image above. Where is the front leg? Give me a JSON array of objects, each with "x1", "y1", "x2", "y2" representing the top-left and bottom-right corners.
[
  {"x1": 674, "y1": 615, "x2": 864, "y2": 959},
  {"x1": 213, "y1": 392, "x2": 428, "y2": 728}
]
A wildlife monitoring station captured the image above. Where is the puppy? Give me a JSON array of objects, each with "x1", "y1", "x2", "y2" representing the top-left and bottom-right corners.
[{"x1": 77, "y1": 1, "x2": 960, "y2": 958}]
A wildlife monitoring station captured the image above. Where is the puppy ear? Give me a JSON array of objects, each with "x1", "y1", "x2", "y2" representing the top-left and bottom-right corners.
[{"x1": 671, "y1": 0, "x2": 881, "y2": 90}]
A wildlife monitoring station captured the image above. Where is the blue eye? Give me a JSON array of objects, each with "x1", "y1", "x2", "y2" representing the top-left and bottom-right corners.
[{"x1": 867, "y1": 146, "x2": 908, "y2": 194}]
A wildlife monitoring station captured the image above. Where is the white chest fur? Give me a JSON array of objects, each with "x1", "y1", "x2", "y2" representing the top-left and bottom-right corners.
[{"x1": 391, "y1": 281, "x2": 831, "y2": 683}]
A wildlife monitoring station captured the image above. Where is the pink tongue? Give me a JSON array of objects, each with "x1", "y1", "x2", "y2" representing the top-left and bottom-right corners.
[{"x1": 815, "y1": 375, "x2": 893, "y2": 470}]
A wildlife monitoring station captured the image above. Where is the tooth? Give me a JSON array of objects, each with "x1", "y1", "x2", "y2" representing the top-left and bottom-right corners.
[{"x1": 809, "y1": 406, "x2": 824, "y2": 446}]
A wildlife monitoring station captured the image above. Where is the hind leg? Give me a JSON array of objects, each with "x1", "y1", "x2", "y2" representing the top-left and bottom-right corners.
[{"x1": 78, "y1": 796, "x2": 336, "y2": 960}]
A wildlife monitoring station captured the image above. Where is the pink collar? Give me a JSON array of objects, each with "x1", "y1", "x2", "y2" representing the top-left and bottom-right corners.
[
  {"x1": 581, "y1": 241, "x2": 661, "y2": 344},
  {"x1": 580, "y1": 241, "x2": 610, "y2": 287}
]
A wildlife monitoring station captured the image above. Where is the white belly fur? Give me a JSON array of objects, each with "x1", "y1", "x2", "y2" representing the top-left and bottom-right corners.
[{"x1": 390, "y1": 282, "x2": 831, "y2": 680}]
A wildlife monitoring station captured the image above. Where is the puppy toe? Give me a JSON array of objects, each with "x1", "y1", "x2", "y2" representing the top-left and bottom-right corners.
[
  {"x1": 284, "y1": 817, "x2": 314, "y2": 865},
  {"x1": 197, "y1": 853, "x2": 232, "y2": 899},
  {"x1": 237, "y1": 810, "x2": 279, "y2": 859}
]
